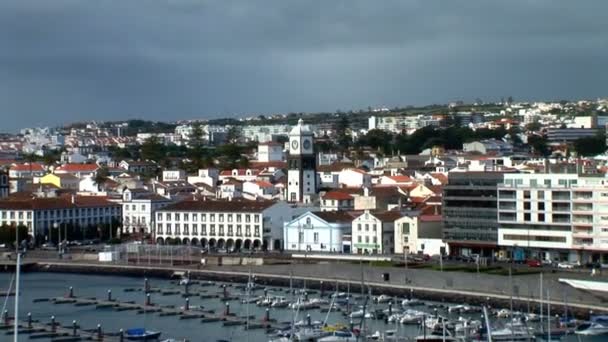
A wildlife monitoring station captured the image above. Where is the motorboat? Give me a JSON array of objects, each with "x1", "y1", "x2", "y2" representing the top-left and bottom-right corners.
[
  {"x1": 402, "y1": 298, "x2": 424, "y2": 306},
  {"x1": 348, "y1": 309, "x2": 374, "y2": 319},
  {"x1": 489, "y1": 322, "x2": 534, "y2": 341},
  {"x1": 375, "y1": 294, "x2": 392, "y2": 303},
  {"x1": 495, "y1": 308, "x2": 512, "y2": 318},
  {"x1": 125, "y1": 328, "x2": 162, "y2": 341},
  {"x1": 448, "y1": 304, "x2": 480, "y2": 314},
  {"x1": 294, "y1": 327, "x2": 329, "y2": 341},
  {"x1": 399, "y1": 312, "x2": 426, "y2": 324},
  {"x1": 575, "y1": 315, "x2": 608, "y2": 336},
  {"x1": 414, "y1": 335, "x2": 458, "y2": 342},
  {"x1": 271, "y1": 297, "x2": 290, "y2": 308},
  {"x1": 317, "y1": 330, "x2": 357, "y2": 342}
]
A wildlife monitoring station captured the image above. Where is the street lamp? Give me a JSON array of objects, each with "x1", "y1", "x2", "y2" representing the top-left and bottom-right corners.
[{"x1": 53, "y1": 222, "x2": 67, "y2": 256}]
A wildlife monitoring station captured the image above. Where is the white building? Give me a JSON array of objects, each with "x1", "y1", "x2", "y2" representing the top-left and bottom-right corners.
[
  {"x1": 219, "y1": 169, "x2": 261, "y2": 183},
  {"x1": 243, "y1": 181, "x2": 279, "y2": 200},
  {"x1": 284, "y1": 211, "x2": 354, "y2": 253},
  {"x1": 394, "y1": 213, "x2": 445, "y2": 256},
  {"x1": 187, "y1": 169, "x2": 219, "y2": 188},
  {"x1": 351, "y1": 210, "x2": 401, "y2": 254},
  {"x1": 154, "y1": 199, "x2": 295, "y2": 251},
  {"x1": 0, "y1": 195, "x2": 121, "y2": 244},
  {"x1": 257, "y1": 142, "x2": 284, "y2": 162},
  {"x1": 0, "y1": 170, "x2": 8, "y2": 198},
  {"x1": 163, "y1": 169, "x2": 187, "y2": 182},
  {"x1": 320, "y1": 191, "x2": 355, "y2": 212},
  {"x1": 287, "y1": 119, "x2": 317, "y2": 203},
  {"x1": 121, "y1": 189, "x2": 172, "y2": 234},
  {"x1": 497, "y1": 173, "x2": 608, "y2": 264},
  {"x1": 338, "y1": 169, "x2": 372, "y2": 188}
]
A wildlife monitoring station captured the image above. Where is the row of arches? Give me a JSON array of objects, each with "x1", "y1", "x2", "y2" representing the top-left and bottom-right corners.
[{"x1": 156, "y1": 237, "x2": 268, "y2": 250}]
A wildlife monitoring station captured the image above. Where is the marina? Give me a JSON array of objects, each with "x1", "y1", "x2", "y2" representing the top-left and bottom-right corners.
[{"x1": 1, "y1": 271, "x2": 607, "y2": 341}]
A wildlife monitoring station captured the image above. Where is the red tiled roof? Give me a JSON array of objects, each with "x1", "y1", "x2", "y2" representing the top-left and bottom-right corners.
[
  {"x1": 10, "y1": 163, "x2": 45, "y2": 172},
  {"x1": 56, "y1": 163, "x2": 99, "y2": 172},
  {"x1": 314, "y1": 211, "x2": 356, "y2": 223},
  {"x1": 420, "y1": 215, "x2": 442, "y2": 222},
  {"x1": 372, "y1": 210, "x2": 404, "y2": 222},
  {"x1": 253, "y1": 180, "x2": 274, "y2": 188},
  {"x1": 386, "y1": 175, "x2": 412, "y2": 183},
  {"x1": 430, "y1": 173, "x2": 448, "y2": 185},
  {"x1": 0, "y1": 195, "x2": 118, "y2": 210},
  {"x1": 321, "y1": 191, "x2": 354, "y2": 200},
  {"x1": 250, "y1": 161, "x2": 287, "y2": 169}
]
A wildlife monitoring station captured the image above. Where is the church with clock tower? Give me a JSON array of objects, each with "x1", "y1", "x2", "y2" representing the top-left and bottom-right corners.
[{"x1": 287, "y1": 119, "x2": 317, "y2": 203}]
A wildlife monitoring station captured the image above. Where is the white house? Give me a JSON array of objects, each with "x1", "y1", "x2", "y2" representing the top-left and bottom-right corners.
[
  {"x1": 351, "y1": 210, "x2": 402, "y2": 254},
  {"x1": 394, "y1": 213, "x2": 445, "y2": 256},
  {"x1": 79, "y1": 176, "x2": 102, "y2": 193},
  {"x1": 243, "y1": 181, "x2": 278, "y2": 200},
  {"x1": 284, "y1": 211, "x2": 355, "y2": 253},
  {"x1": 219, "y1": 169, "x2": 261, "y2": 183},
  {"x1": 187, "y1": 168, "x2": 219, "y2": 188},
  {"x1": 9, "y1": 163, "x2": 46, "y2": 179},
  {"x1": 338, "y1": 169, "x2": 371, "y2": 188},
  {"x1": 121, "y1": 189, "x2": 172, "y2": 234},
  {"x1": 320, "y1": 191, "x2": 355, "y2": 212},
  {"x1": 54, "y1": 163, "x2": 99, "y2": 179},
  {"x1": 218, "y1": 179, "x2": 243, "y2": 199},
  {"x1": 163, "y1": 169, "x2": 187, "y2": 182}
]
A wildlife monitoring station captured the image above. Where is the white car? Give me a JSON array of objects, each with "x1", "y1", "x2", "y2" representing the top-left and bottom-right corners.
[{"x1": 557, "y1": 262, "x2": 576, "y2": 269}]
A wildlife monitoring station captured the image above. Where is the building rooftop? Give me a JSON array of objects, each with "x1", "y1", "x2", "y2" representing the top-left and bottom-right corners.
[{"x1": 159, "y1": 199, "x2": 277, "y2": 213}]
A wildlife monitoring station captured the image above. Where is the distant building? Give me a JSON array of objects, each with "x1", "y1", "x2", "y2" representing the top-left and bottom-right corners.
[
  {"x1": 351, "y1": 210, "x2": 402, "y2": 254},
  {"x1": 463, "y1": 139, "x2": 513, "y2": 155},
  {"x1": 546, "y1": 128, "x2": 599, "y2": 144},
  {"x1": 121, "y1": 189, "x2": 172, "y2": 234},
  {"x1": 256, "y1": 142, "x2": 284, "y2": 162},
  {"x1": 154, "y1": 199, "x2": 294, "y2": 251},
  {"x1": 39, "y1": 173, "x2": 79, "y2": 190},
  {"x1": 284, "y1": 211, "x2": 355, "y2": 253},
  {"x1": 320, "y1": 191, "x2": 355, "y2": 212},
  {"x1": 394, "y1": 212, "x2": 445, "y2": 256},
  {"x1": 0, "y1": 170, "x2": 8, "y2": 199},
  {"x1": 54, "y1": 163, "x2": 99, "y2": 179},
  {"x1": 287, "y1": 119, "x2": 317, "y2": 203}
]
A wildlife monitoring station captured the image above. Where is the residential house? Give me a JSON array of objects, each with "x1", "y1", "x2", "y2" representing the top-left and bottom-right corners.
[
  {"x1": 219, "y1": 169, "x2": 261, "y2": 183},
  {"x1": 162, "y1": 169, "x2": 187, "y2": 182},
  {"x1": 54, "y1": 163, "x2": 99, "y2": 179},
  {"x1": 394, "y1": 212, "x2": 445, "y2": 256},
  {"x1": 121, "y1": 189, "x2": 172, "y2": 234},
  {"x1": 257, "y1": 142, "x2": 284, "y2": 162},
  {"x1": 351, "y1": 210, "x2": 402, "y2": 254},
  {"x1": 218, "y1": 179, "x2": 243, "y2": 199},
  {"x1": 9, "y1": 163, "x2": 45, "y2": 179},
  {"x1": 284, "y1": 211, "x2": 355, "y2": 253},
  {"x1": 243, "y1": 181, "x2": 278, "y2": 200},
  {"x1": 338, "y1": 168, "x2": 372, "y2": 188},
  {"x1": 187, "y1": 168, "x2": 219, "y2": 188},
  {"x1": 320, "y1": 191, "x2": 355, "y2": 212},
  {"x1": 39, "y1": 173, "x2": 79, "y2": 190},
  {"x1": 119, "y1": 160, "x2": 158, "y2": 175}
]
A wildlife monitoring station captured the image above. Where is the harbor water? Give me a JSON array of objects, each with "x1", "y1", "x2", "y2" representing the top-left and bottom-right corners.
[{"x1": 0, "y1": 272, "x2": 604, "y2": 341}]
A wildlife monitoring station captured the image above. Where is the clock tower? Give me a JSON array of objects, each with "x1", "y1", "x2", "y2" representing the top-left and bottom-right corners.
[{"x1": 287, "y1": 119, "x2": 316, "y2": 203}]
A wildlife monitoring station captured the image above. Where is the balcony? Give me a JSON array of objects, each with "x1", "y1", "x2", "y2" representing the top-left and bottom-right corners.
[{"x1": 572, "y1": 204, "x2": 593, "y2": 212}]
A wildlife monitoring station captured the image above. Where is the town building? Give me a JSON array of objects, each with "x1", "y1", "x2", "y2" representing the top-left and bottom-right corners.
[
  {"x1": 320, "y1": 191, "x2": 355, "y2": 212},
  {"x1": 0, "y1": 170, "x2": 8, "y2": 198},
  {"x1": 284, "y1": 211, "x2": 355, "y2": 253},
  {"x1": 54, "y1": 163, "x2": 99, "y2": 178},
  {"x1": 287, "y1": 119, "x2": 316, "y2": 203},
  {"x1": 0, "y1": 195, "x2": 121, "y2": 244},
  {"x1": 351, "y1": 210, "x2": 402, "y2": 254},
  {"x1": 394, "y1": 212, "x2": 445, "y2": 256},
  {"x1": 463, "y1": 139, "x2": 514, "y2": 155},
  {"x1": 121, "y1": 189, "x2": 172, "y2": 234},
  {"x1": 546, "y1": 128, "x2": 599, "y2": 144},
  {"x1": 154, "y1": 199, "x2": 294, "y2": 251},
  {"x1": 39, "y1": 173, "x2": 79, "y2": 190},
  {"x1": 9, "y1": 163, "x2": 45, "y2": 179},
  {"x1": 219, "y1": 169, "x2": 261, "y2": 183},
  {"x1": 119, "y1": 160, "x2": 158, "y2": 175},
  {"x1": 442, "y1": 171, "x2": 510, "y2": 258},
  {"x1": 497, "y1": 173, "x2": 608, "y2": 265},
  {"x1": 257, "y1": 142, "x2": 284, "y2": 162}
]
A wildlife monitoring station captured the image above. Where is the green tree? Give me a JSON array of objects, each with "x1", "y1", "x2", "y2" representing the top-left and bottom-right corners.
[
  {"x1": 140, "y1": 136, "x2": 166, "y2": 163},
  {"x1": 336, "y1": 116, "x2": 352, "y2": 150},
  {"x1": 94, "y1": 166, "x2": 110, "y2": 190},
  {"x1": 573, "y1": 133, "x2": 607, "y2": 157},
  {"x1": 226, "y1": 126, "x2": 241, "y2": 144},
  {"x1": 528, "y1": 135, "x2": 550, "y2": 157}
]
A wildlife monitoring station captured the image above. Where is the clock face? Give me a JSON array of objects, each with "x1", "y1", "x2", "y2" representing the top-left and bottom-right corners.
[
  {"x1": 291, "y1": 140, "x2": 299, "y2": 150},
  {"x1": 303, "y1": 139, "x2": 311, "y2": 150}
]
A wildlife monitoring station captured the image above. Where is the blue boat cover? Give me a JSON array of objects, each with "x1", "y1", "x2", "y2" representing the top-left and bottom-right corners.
[{"x1": 126, "y1": 328, "x2": 146, "y2": 336}]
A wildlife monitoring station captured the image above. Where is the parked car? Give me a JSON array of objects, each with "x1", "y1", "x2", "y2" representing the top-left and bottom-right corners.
[
  {"x1": 557, "y1": 261, "x2": 577, "y2": 269},
  {"x1": 526, "y1": 259, "x2": 542, "y2": 267}
]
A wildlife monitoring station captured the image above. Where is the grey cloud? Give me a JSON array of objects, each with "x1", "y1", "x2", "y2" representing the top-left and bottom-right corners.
[{"x1": 0, "y1": 0, "x2": 607, "y2": 131}]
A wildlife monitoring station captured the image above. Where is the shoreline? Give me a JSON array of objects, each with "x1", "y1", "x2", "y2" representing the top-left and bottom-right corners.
[{"x1": 25, "y1": 260, "x2": 608, "y2": 318}]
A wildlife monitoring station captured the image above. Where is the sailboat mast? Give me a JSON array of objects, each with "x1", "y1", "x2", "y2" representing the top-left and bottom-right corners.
[{"x1": 13, "y1": 225, "x2": 20, "y2": 342}]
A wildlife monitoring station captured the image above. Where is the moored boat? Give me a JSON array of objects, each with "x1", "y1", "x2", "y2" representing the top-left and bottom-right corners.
[{"x1": 125, "y1": 328, "x2": 162, "y2": 341}]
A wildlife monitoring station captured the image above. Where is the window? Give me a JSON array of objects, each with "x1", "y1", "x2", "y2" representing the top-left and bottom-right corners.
[
  {"x1": 132, "y1": 205, "x2": 136, "y2": 211},
  {"x1": 298, "y1": 231, "x2": 304, "y2": 243},
  {"x1": 402, "y1": 223, "x2": 410, "y2": 234},
  {"x1": 365, "y1": 236, "x2": 369, "y2": 243},
  {"x1": 365, "y1": 224, "x2": 369, "y2": 231},
  {"x1": 236, "y1": 215, "x2": 242, "y2": 223},
  {"x1": 544, "y1": 179, "x2": 551, "y2": 187},
  {"x1": 175, "y1": 224, "x2": 180, "y2": 234},
  {"x1": 372, "y1": 224, "x2": 377, "y2": 232},
  {"x1": 254, "y1": 226, "x2": 260, "y2": 237},
  {"x1": 373, "y1": 236, "x2": 377, "y2": 244},
  {"x1": 192, "y1": 224, "x2": 198, "y2": 235},
  {"x1": 141, "y1": 205, "x2": 146, "y2": 211},
  {"x1": 210, "y1": 224, "x2": 215, "y2": 235},
  {"x1": 523, "y1": 191, "x2": 531, "y2": 199},
  {"x1": 538, "y1": 214, "x2": 545, "y2": 222},
  {"x1": 175, "y1": 213, "x2": 180, "y2": 221},
  {"x1": 228, "y1": 225, "x2": 233, "y2": 236},
  {"x1": 313, "y1": 232, "x2": 319, "y2": 243},
  {"x1": 202, "y1": 214, "x2": 206, "y2": 222},
  {"x1": 183, "y1": 224, "x2": 189, "y2": 235},
  {"x1": 228, "y1": 214, "x2": 233, "y2": 222},
  {"x1": 358, "y1": 236, "x2": 362, "y2": 243},
  {"x1": 524, "y1": 213, "x2": 531, "y2": 221},
  {"x1": 210, "y1": 214, "x2": 215, "y2": 222},
  {"x1": 193, "y1": 214, "x2": 198, "y2": 222},
  {"x1": 236, "y1": 225, "x2": 242, "y2": 236},
  {"x1": 184, "y1": 213, "x2": 189, "y2": 221},
  {"x1": 538, "y1": 191, "x2": 545, "y2": 200},
  {"x1": 245, "y1": 225, "x2": 251, "y2": 237},
  {"x1": 538, "y1": 202, "x2": 545, "y2": 210},
  {"x1": 246, "y1": 215, "x2": 251, "y2": 223},
  {"x1": 166, "y1": 213, "x2": 171, "y2": 220},
  {"x1": 357, "y1": 224, "x2": 361, "y2": 231},
  {"x1": 201, "y1": 224, "x2": 207, "y2": 235},
  {"x1": 254, "y1": 215, "x2": 260, "y2": 223},
  {"x1": 524, "y1": 202, "x2": 531, "y2": 210},
  {"x1": 166, "y1": 224, "x2": 172, "y2": 235},
  {"x1": 157, "y1": 224, "x2": 163, "y2": 234},
  {"x1": 219, "y1": 214, "x2": 224, "y2": 222},
  {"x1": 218, "y1": 225, "x2": 224, "y2": 236}
]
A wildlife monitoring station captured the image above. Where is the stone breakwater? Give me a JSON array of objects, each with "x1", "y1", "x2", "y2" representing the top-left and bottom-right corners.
[{"x1": 29, "y1": 261, "x2": 608, "y2": 319}]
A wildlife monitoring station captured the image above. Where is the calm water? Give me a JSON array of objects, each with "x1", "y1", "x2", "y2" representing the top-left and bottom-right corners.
[{"x1": 0, "y1": 272, "x2": 603, "y2": 341}]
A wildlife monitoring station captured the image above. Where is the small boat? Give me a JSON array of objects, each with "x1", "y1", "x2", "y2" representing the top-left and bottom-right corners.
[
  {"x1": 414, "y1": 335, "x2": 458, "y2": 342},
  {"x1": 375, "y1": 294, "x2": 392, "y2": 303},
  {"x1": 271, "y1": 297, "x2": 290, "y2": 308},
  {"x1": 125, "y1": 328, "x2": 162, "y2": 341},
  {"x1": 402, "y1": 298, "x2": 424, "y2": 306},
  {"x1": 495, "y1": 308, "x2": 512, "y2": 318},
  {"x1": 489, "y1": 322, "x2": 534, "y2": 341},
  {"x1": 317, "y1": 330, "x2": 357, "y2": 342},
  {"x1": 575, "y1": 316, "x2": 608, "y2": 336}
]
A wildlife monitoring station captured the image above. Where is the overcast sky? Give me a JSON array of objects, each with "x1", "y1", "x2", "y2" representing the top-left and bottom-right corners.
[{"x1": 1, "y1": 1, "x2": 606, "y2": 131}]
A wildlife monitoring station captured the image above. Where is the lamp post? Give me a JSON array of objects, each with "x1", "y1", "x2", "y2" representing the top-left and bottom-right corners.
[{"x1": 53, "y1": 222, "x2": 61, "y2": 257}]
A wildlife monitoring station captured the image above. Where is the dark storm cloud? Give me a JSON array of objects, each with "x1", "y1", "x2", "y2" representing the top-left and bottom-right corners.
[{"x1": 0, "y1": 0, "x2": 606, "y2": 131}]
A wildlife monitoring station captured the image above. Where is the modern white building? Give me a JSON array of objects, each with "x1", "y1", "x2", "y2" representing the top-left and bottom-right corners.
[
  {"x1": 287, "y1": 119, "x2": 316, "y2": 203},
  {"x1": 257, "y1": 142, "x2": 284, "y2": 162},
  {"x1": 154, "y1": 199, "x2": 295, "y2": 251},
  {"x1": 284, "y1": 211, "x2": 354, "y2": 253},
  {"x1": 121, "y1": 189, "x2": 172, "y2": 234},
  {"x1": 338, "y1": 169, "x2": 372, "y2": 188},
  {"x1": 497, "y1": 173, "x2": 608, "y2": 264},
  {"x1": 351, "y1": 210, "x2": 401, "y2": 254}
]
